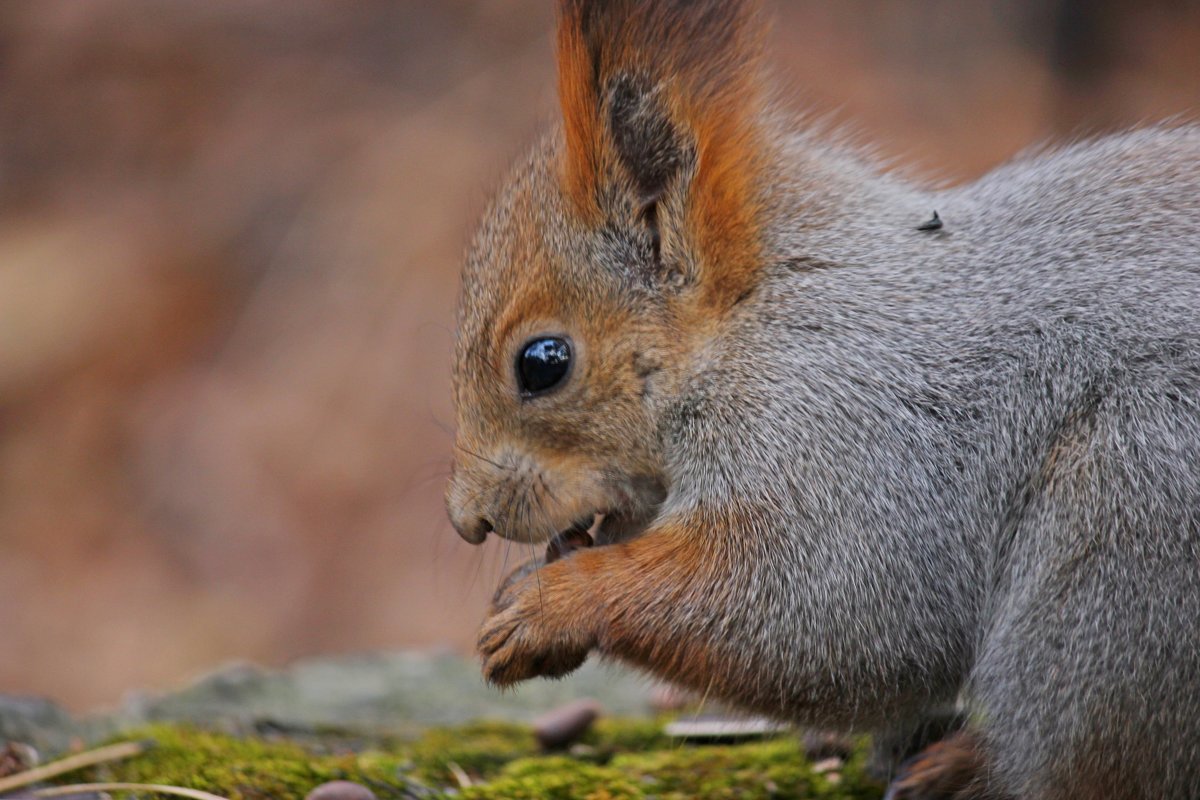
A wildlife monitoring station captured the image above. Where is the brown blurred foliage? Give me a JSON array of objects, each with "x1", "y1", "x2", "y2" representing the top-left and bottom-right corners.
[{"x1": 0, "y1": 0, "x2": 1196, "y2": 710}]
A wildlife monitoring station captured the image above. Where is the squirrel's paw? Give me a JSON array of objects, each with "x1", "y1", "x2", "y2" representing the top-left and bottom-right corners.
[
  {"x1": 884, "y1": 731, "x2": 992, "y2": 800},
  {"x1": 478, "y1": 560, "x2": 594, "y2": 687}
]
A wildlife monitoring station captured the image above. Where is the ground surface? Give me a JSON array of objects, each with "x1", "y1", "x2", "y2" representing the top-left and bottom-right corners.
[
  {"x1": 0, "y1": 652, "x2": 884, "y2": 799},
  {"x1": 34, "y1": 720, "x2": 880, "y2": 799}
]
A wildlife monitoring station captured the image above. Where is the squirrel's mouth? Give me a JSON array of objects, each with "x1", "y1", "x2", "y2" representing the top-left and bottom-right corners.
[
  {"x1": 544, "y1": 513, "x2": 603, "y2": 563},
  {"x1": 543, "y1": 491, "x2": 663, "y2": 563}
]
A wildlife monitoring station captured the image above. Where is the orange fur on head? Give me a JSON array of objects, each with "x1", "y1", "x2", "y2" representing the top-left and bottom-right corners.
[{"x1": 556, "y1": 0, "x2": 770, "y2": 308}]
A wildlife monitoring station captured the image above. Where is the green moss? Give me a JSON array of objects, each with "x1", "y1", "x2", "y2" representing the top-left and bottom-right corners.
[
  {"x1": 75, "y1": 725, "x2": 412, "y2": 800},
  {"x1": 459, "y1": 736, "x2": 882, "y2": 800},
  {"x1": 461, "y1": 757, "x2": 642, "y2": 800},
  {"x1": 613, "y1": 737, "x2": 879, "y2": 800},
  {"x1": 578, "y1": 716, "x2": 673, "y2": 757},
  {"x1": 406, "y1": 720, "x2": 537, "y2": 784},
  {"x1": 55, "y1": 721, "x2": 882, "y2": 800}
]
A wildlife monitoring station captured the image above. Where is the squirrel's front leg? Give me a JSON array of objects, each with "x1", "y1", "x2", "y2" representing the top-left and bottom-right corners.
[{"x1": 480, "y1": 518, "x2": 719, "y2": 687}]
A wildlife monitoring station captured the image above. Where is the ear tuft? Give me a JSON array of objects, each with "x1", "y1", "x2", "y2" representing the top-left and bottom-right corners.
[
  {"x1": 556, "y1": 0, "x2": 769, "y2": 306},
  {"x1": 607, "y1": 74, "x2": 683, "y2": 205}
]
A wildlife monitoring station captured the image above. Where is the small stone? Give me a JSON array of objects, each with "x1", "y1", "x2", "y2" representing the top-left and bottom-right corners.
[
  {"x1": 304, "y1": 780, "x2": 377, "y2": 800},
  {"x1": 646, "y1": 682, "x2": 694, "y2": 712},
  {"x1": 533, "y1": 699, "x2": 602, "y2": 750},
  {"x1": 811, "y1": 756, "x2": 844, "y2": 774},
  {"x1": 801, "y1": 729, "x2": 854, "y2": 760},
  {"x1": 0, "y1": 741, "x2": 38, "y2": 777},
  {"x1": 664, "y1": 715, "x2": 789, "y2": 742}
]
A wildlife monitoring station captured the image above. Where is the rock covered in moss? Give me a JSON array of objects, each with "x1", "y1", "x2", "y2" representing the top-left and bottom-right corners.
[
  {"x1": 407, "y1": 720, "x2": 539, "y2": 785},
  {"x1": 460, "y1": 756, "x2": 643, "y2": 800},
  {"x1": 0, "y1": 696, "x2": 79, "y2": 754},
  {"x1": 458, "y1": 737, "x2": 881, "y2": 800},
  {"x1": 62, "y1": 725, "x2": 408, "y2": 800},
  {"x1": 50, "y1": 720, "x2": 882, "y2": 799},
  {"x1": 118, "y1": 653, "x2": 653, "y2": 735}
]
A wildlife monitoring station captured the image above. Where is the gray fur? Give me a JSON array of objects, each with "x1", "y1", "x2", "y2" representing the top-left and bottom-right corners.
[{"x1": 660, "y1": 124, "x2": 1200, "y2": 797}]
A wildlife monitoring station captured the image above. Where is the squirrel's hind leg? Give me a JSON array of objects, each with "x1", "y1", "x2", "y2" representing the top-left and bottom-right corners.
[
  {"x1": 868, "y1": 705, "x2": 968, "y2": 783},
  {"x1": 965, "y1": 383, "x2": 1200, "y2": 799},
  {"x1": 883, "y1": 729, "x2": 1001, "y2": 800}
]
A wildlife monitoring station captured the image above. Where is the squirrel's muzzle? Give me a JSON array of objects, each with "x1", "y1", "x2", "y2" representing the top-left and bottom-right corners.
[{"x1": 451, "y1": 512, "x2": 493, "y2": 545}]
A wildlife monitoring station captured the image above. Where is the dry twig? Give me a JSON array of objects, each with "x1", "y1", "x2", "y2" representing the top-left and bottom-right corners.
[{"x1": 0, "y1": 741, "x2": 151, "y2": 795}]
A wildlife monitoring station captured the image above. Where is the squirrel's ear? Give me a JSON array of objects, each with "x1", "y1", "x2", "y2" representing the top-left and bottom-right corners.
[{"x1": 557, "y1": 0, "x2": 768, "y2": 301}]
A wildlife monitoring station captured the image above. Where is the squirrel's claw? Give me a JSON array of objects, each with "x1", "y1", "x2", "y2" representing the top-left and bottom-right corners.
[{"x1": 478, "y1": 561, "x2": 593, "y2": 687}]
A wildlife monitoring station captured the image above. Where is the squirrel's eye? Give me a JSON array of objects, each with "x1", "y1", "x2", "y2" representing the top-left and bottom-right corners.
[{"x1": 517, "y1": 337, "x2": 572, "y2": 396}]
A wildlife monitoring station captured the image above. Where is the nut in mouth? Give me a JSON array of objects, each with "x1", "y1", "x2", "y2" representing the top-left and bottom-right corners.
[{"x1": 545, "y1": 513, "x2": 604, "y2": 563}]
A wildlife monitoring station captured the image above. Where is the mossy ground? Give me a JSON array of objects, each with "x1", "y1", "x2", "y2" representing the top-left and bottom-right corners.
[{"x1": 58, "y1": 721, "x2": 884, "y2": 799}]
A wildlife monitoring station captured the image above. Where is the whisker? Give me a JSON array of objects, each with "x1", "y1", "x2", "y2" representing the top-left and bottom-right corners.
[
  {"x1": 500, "y1": 537, "x2": 512, "y2": 580},
  {"x1": 538, "y1": 473, "x2": 584, "y2": 539},
  {"x1": 462, "y1": 522, "x2": 488, "y2": 595},
  {"x1": 516, "y1": 483, "x2": 545, "y2": 611},
  {"x1": 427, "y1": 410, "x2": 456, "y2": 437},
  {"x1": 493, "y1": 475, "x2": 525, "y2": 580},
  {"x1": 456, "y1": 482, "x2": 497, "y2": 520},
  {"x1": 537, "y1": 473, "x2": 566, "y2": 517},
  {"x1": 454, "y1": 443, "x2": 515, "y2": 472},
  {"x1": 411, "y1": 459, "x2": 453, "y2": 481},
  {"x1": 529, "y1": 534, "x2": 544, "y2": 612},
  {"x1": 499, "y1": 477, "x2": 523, "y2": 539}
]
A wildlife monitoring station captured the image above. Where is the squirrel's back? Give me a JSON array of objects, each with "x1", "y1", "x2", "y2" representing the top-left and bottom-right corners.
[{"x1": 682, "y1": 123, "x2": 1200, "y2": 795}]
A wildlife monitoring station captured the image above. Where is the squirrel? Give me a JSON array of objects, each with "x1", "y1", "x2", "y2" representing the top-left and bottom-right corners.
[{"x1": 445, "y1": 1, "x2": 1200, "y2": 797}]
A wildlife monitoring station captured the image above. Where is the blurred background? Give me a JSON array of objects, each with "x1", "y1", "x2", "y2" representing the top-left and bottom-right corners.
[{"x1": 0, "y1": 0, "x2": 1197, "y2": 712}]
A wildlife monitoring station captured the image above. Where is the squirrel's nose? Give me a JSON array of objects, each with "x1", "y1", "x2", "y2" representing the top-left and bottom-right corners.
[{"x1": 452, "y1": 514, "x2": 493, "y2": 545}]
